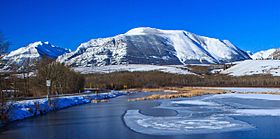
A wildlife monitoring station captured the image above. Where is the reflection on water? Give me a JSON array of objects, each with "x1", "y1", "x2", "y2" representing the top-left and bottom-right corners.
[{"x1": 1, "y1": 92, "x2": 280, "y2": 139}]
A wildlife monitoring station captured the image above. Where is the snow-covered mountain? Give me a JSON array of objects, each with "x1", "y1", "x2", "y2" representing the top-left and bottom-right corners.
[
  {"x1": 250, "y1": 48, "x2": 277, "y2": 60},
  {"x1": 2, "y1": 41, "x2": 70, "y2": 69},
  {"x1": 58, "y1": 27, "x2": 251, "y2": 67}
]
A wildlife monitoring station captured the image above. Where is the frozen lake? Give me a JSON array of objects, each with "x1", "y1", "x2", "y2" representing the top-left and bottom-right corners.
[
  {"x1": 124, "y1": 93, "x2": 280, "y2": 135},
  {"x1": 1, "y1": 92, "x2": 280, "y2": 139}
]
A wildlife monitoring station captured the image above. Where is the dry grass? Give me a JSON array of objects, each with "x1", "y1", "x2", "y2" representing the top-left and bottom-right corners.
[
  {"x1": 128, "y1": 87, "x2": 229, "y2": 101},
  {"x1": 128, "y1": 87, "x2": 280, "y2": 101}
]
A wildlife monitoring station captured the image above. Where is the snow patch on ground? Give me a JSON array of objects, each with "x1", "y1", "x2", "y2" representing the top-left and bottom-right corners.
[
  {"x1": 73, "y1": 64, "x2": 194, "y2": 75},
  {"x1": 221, "y1": 60, "x2": 280, "y2": 76}
]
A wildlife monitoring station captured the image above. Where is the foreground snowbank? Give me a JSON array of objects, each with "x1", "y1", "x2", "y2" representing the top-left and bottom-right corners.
[{"x1": 6, "y1": 91, "x2": 126, "y2": 122}]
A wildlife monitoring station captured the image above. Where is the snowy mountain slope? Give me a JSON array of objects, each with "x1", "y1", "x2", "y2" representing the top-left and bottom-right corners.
[
  {"x1": 58, "y1": 27, "x2": 251, "y2": 67},
  {"x1": 250, "y1": 49, "x2": 277, "y2": 59},
  {"x1": 221, "y1": 60, "x2": 280, "y2": 76},
  {"x1": 269, "y1": 49, "x2": 280, "y2": 60},
  {"x1": 2, "y1": 41, "x2": 70, "y2": 69}
]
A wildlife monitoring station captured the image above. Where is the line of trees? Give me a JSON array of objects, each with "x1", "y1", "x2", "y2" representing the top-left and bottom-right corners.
[{"x1": 85, "y1": 71, "x2": 280, "y2": 90}]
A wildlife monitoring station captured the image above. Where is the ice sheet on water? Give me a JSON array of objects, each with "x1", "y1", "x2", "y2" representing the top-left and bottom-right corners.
[
  {"x1": 209, "y1": 93, "x2": 280, "y2": 101},
  {"x1": 171, "y1": 100, "x2": 217, "y2": 106},
  {"x1": 124, "y1": 93, "x2": 280, "y2": 135},
  {"x1": 124, "y1": 110, "x2": 253, "y2": 135},
  {"x1": 233, "y1": 109, "x2": 280, "y2": 116},
  {"x1": 213, "y1": 87, "x2": 280, "y2": 93}
]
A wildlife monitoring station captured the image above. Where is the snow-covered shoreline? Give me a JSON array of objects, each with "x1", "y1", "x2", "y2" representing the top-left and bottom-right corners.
[{"x1": 2, "y1": 91, "x2": 126, "y2": 124}]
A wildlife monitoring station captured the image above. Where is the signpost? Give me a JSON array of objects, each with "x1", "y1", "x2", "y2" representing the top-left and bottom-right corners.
[
  {"x1": 46, "y1": 80, "x2": 51, "y2": 105},
  {"x1": 46, "y1": 80, "x2": 51, "y2": 87}
]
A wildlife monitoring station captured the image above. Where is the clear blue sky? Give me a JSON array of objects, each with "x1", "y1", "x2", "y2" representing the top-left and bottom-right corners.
[{"x1": 0, "y1": 0, "x2": 279, "y2": 52}]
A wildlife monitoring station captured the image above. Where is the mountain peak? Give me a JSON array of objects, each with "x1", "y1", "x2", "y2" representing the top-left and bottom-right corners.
[
  {"x1": 125, "y1": 27, "x2": 188, "y2": 36},
  {"x1": 24, "y1": 41, "x2": 50, "y2": 49},
  {"x1": 2, "y1": 41, "x2": 70, "y2": 70},
  {"x1": 125, "y1": 27, "x2": 161, "y2": 35},
  {"x1": 251, "y1": 48, "x2": 278, "y2": 59}
]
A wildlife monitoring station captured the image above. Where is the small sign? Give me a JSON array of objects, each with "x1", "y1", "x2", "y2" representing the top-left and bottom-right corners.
[{"x1": 46, "y1": 80, "x2": 51, "y2": 87}]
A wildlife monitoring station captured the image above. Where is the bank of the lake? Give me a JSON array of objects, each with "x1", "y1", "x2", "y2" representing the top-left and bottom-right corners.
[{"x1": 1, "y1": 91, "x2": 126, "y2": 125}]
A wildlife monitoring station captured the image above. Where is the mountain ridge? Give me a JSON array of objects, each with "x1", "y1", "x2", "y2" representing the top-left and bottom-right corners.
[{"x1": 57, "y1": 27, "x2": 251, "y2": 67}]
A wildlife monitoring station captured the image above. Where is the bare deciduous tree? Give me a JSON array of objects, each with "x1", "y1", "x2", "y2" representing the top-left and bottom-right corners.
[{"x1": 31, "y1": 58, "x2": 84, "y2": 97}]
